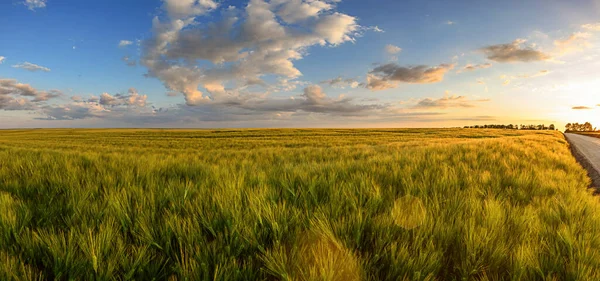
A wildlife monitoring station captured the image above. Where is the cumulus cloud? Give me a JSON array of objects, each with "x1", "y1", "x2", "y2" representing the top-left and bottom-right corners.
[
  {"x1": 40, "y1": 88, "x2": 151, "y2": 120},
  {"x1": 366, "y1": 63, "x2": 454, "y2": 90},
  {"x1": 0, "y1": 57, "x2": 5, "y2": 64},
  {"x1": 141, "y1": 0, "x2": 361, "y2": 106},
  {"x1": 582, "y1": 23, "x2": 600, "y2": 31},
  {"x1": 12, "y1": 62, "x2": 51, "y2": 72},
  {"x1": 554, "y1": 32, "x2": 592, "y2": 55},
  {"x1": 100, "y1": 88, "x2": 148, "y2": 107},
  {"x1": 413, "y1": 91, "x2": 490, "y2": 109},
  {"x1": 572, "y1": 106, "x2": 593, "y2": 110},
  {"x1": 385, "y1": 44, "x2": 402, "y2": 55},
  {"x1": 0, "y1": 78, "x2": 61, "y2": 110},
  {"x1": 23, "y1": 0, "x2": 46, "y2": 10},
  {"x1": 320, "y1": 76, "x2": 361, "y2": 89},
  {"x1": 459, "y1": 63, "x2": 492, "y2": 73},
  {"x1": 118, "y1": 40, "x2": 133, "y2": 47},
  {"x1": 445, "y1": 21, "x2": 456, "y2": 25},
  {"x1": 479, "y1": 39, "x2": 552, "y2": 62},
  {"x1": 273, "y1": 0, "x2": 334, "y2": 23},
  {"x1": 163, "y1": 0, "x2": 218, "y2": 19}
]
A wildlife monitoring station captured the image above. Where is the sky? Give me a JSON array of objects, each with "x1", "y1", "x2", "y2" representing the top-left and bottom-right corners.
[{"x1": 1, "y1": 0, "x2": 600, "y2": 129}]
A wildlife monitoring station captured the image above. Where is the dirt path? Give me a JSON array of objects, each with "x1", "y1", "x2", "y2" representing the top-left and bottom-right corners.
[{"x1": 565, "y1": 133, "x2": 600, "y2": 190}]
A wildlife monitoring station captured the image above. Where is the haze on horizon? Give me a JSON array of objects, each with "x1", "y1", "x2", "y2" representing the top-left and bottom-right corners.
[{"x1": 1, "y1": 0, "x2": 599, "y2": 129}]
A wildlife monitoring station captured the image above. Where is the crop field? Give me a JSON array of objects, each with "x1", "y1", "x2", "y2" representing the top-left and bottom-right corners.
[{"x1": 1, "y1": 129, "x2": 600, "y2": 280}]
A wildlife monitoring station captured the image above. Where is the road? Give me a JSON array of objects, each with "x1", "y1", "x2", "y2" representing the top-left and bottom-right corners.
[{"x1": 565, "y1": 133, "x2": 600, "y2": 188}]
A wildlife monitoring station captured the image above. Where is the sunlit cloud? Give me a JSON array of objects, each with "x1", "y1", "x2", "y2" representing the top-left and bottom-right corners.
[
  {"x1": 0, "y1": 57, "x2": 5, "y2": 64},
  {"x1": 0, "y1": 78, "x2": 61, "y2": 110},
  {"x1": 581, "y1": 22, "x2": 600, "y2": 31},
  {"x1": 141, "y1": 0, "x2": 363, "y2": 106},
  {"x1": 479, "y1": 39, "x2": 552, "y2": 62},
  {"x1": 413, "y1": 92, "x2": 489, "y2": 109},
  {"x1": 572, "y1": 106, "x2": 593, "y2": 110},
  {"x1": 458, "y1": 63, "x2": 492, "y2": 73},
  {"x1": 367, "y1": 63, "x2": 454, "y2": 90},
  {"x1": 554, "y1": 32, "x2": 592, "y2": 55}
]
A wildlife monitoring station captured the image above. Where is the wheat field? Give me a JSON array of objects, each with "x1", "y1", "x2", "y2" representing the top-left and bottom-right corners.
[{"x1": 0, "y1": 129, "x2": 599, "y2": 280}]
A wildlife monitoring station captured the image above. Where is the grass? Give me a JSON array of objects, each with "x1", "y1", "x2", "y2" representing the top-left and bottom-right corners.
[{"x1": 0, "y1": 128, "x2": 599, "y2": 280}]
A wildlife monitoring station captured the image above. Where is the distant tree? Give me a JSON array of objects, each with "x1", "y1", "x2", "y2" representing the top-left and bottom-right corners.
[{"x1": 549, "y1": 124, "x2": 555, "y2": 130}]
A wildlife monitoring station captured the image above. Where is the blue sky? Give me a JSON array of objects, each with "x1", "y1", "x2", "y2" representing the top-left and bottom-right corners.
[{"x1": 1, "y1": 0, "x2": 600, "y2": 128}]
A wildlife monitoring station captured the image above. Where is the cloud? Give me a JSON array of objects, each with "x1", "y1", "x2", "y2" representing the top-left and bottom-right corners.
[
  {"x1": 12, "y1": 62, "x2": 51, "y2": 72},
  {"x1": 366, "y1": 63, "x2": 454, "y2": 90},
  {"x1": 320, "y1": 76, "x2": 361, "y2": 89},
  {"x1": 445, "y1": 21, "x2": 456, "y2": 25},
  {"x1": 122, "y1": 56, "x2": 137, "y2": 67},
  {"x1": 479, "y1": 39, "x2": 552, "y2": 62},
  {"x1": 572, "y1": 106, "x2": 593, "y2": 110},
  {"x1": 273, "y1": 0, "x2": 334, "y2": 23},
  {"x1": 40, "y1": 88, "x2": 151, "y2": 120},
  {"x1": 554, "y1": 32, "x2": 592, "y2": 55},
  {"x1": 23, "y1": 0, "x2": 46, "y2": 10},
  {"x1": 0, "y1": 57, "x2": 5, "y2": 64},
  {"x1": 37, "y1": 85, "x2": 424, "y2": 124},
  {"x1": 517, "y1": 69, "x2": 551, "y2": 78},
  {"x1": 0, "y1": 78, "x2": 61, "y2": 110},
  {"x1": 413, "y1": 91, "x2": 490, "y2": 109},
  {"x1": 385, "y1": 44, "x2": 402, "y2": 55},
  {"x1": 582, "y1": 23, "x2": 600, "y2": 31},
  {"x1": 459, "y1": 63, "x2": 492, "y2": 73},
  {"x1": 162, "y1": 0, "x2": 218, "y2": 19},
  {"x1": 99, "y1": 88, "x2": 147, "y2": 107},
  {"x1": 141, "y1": 0, "x2": 361, "y2": 106},
  {"x1": 500, "y1": 70, "x2": 551, "y2": 85},
  {"x1": 118, "y1": 40, "x2": 133, "y2": 47}
]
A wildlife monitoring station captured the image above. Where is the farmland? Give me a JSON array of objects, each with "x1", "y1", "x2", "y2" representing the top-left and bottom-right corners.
[{"x1": 0, "y1": 129, "x2": 599, "y2": 280}]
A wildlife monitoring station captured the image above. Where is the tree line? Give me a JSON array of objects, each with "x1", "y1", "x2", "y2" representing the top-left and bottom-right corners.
[
  {"x1": 565, "y1": 122, "x2": 596, "y2": 132},
  {"x1": 464, "y1": 124, "x2": 556, "y2": 130}
]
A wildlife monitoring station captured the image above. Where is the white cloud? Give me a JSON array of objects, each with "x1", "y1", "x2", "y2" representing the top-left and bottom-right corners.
[
  {"x1": 385, "y1": 44, "x2": 402, "y2": 55},
  {"x1": 273, "y1": 0, "x2": 334, "y2": 23},
  {"x1": 118, "y1": 40, "x2": 133, "y2": 47},
  {"x1": 12, "y1": 62, "x2": 51, "y2": 72},
  {"x1": 23, "y1": 0, "x2": 46, "y2": 10},
  {"x1": 0, "y1": 57, "x2": 5, "y2": 64},
  {"x1": 163, "y1": 0, "x2": 218, "y2": 19},
  {"x1": 141, "y1": 0, "x2": 361, "y2": 106},
  {"x1": 445, "y1": 20, "x2": 456, "y2": 25}
]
